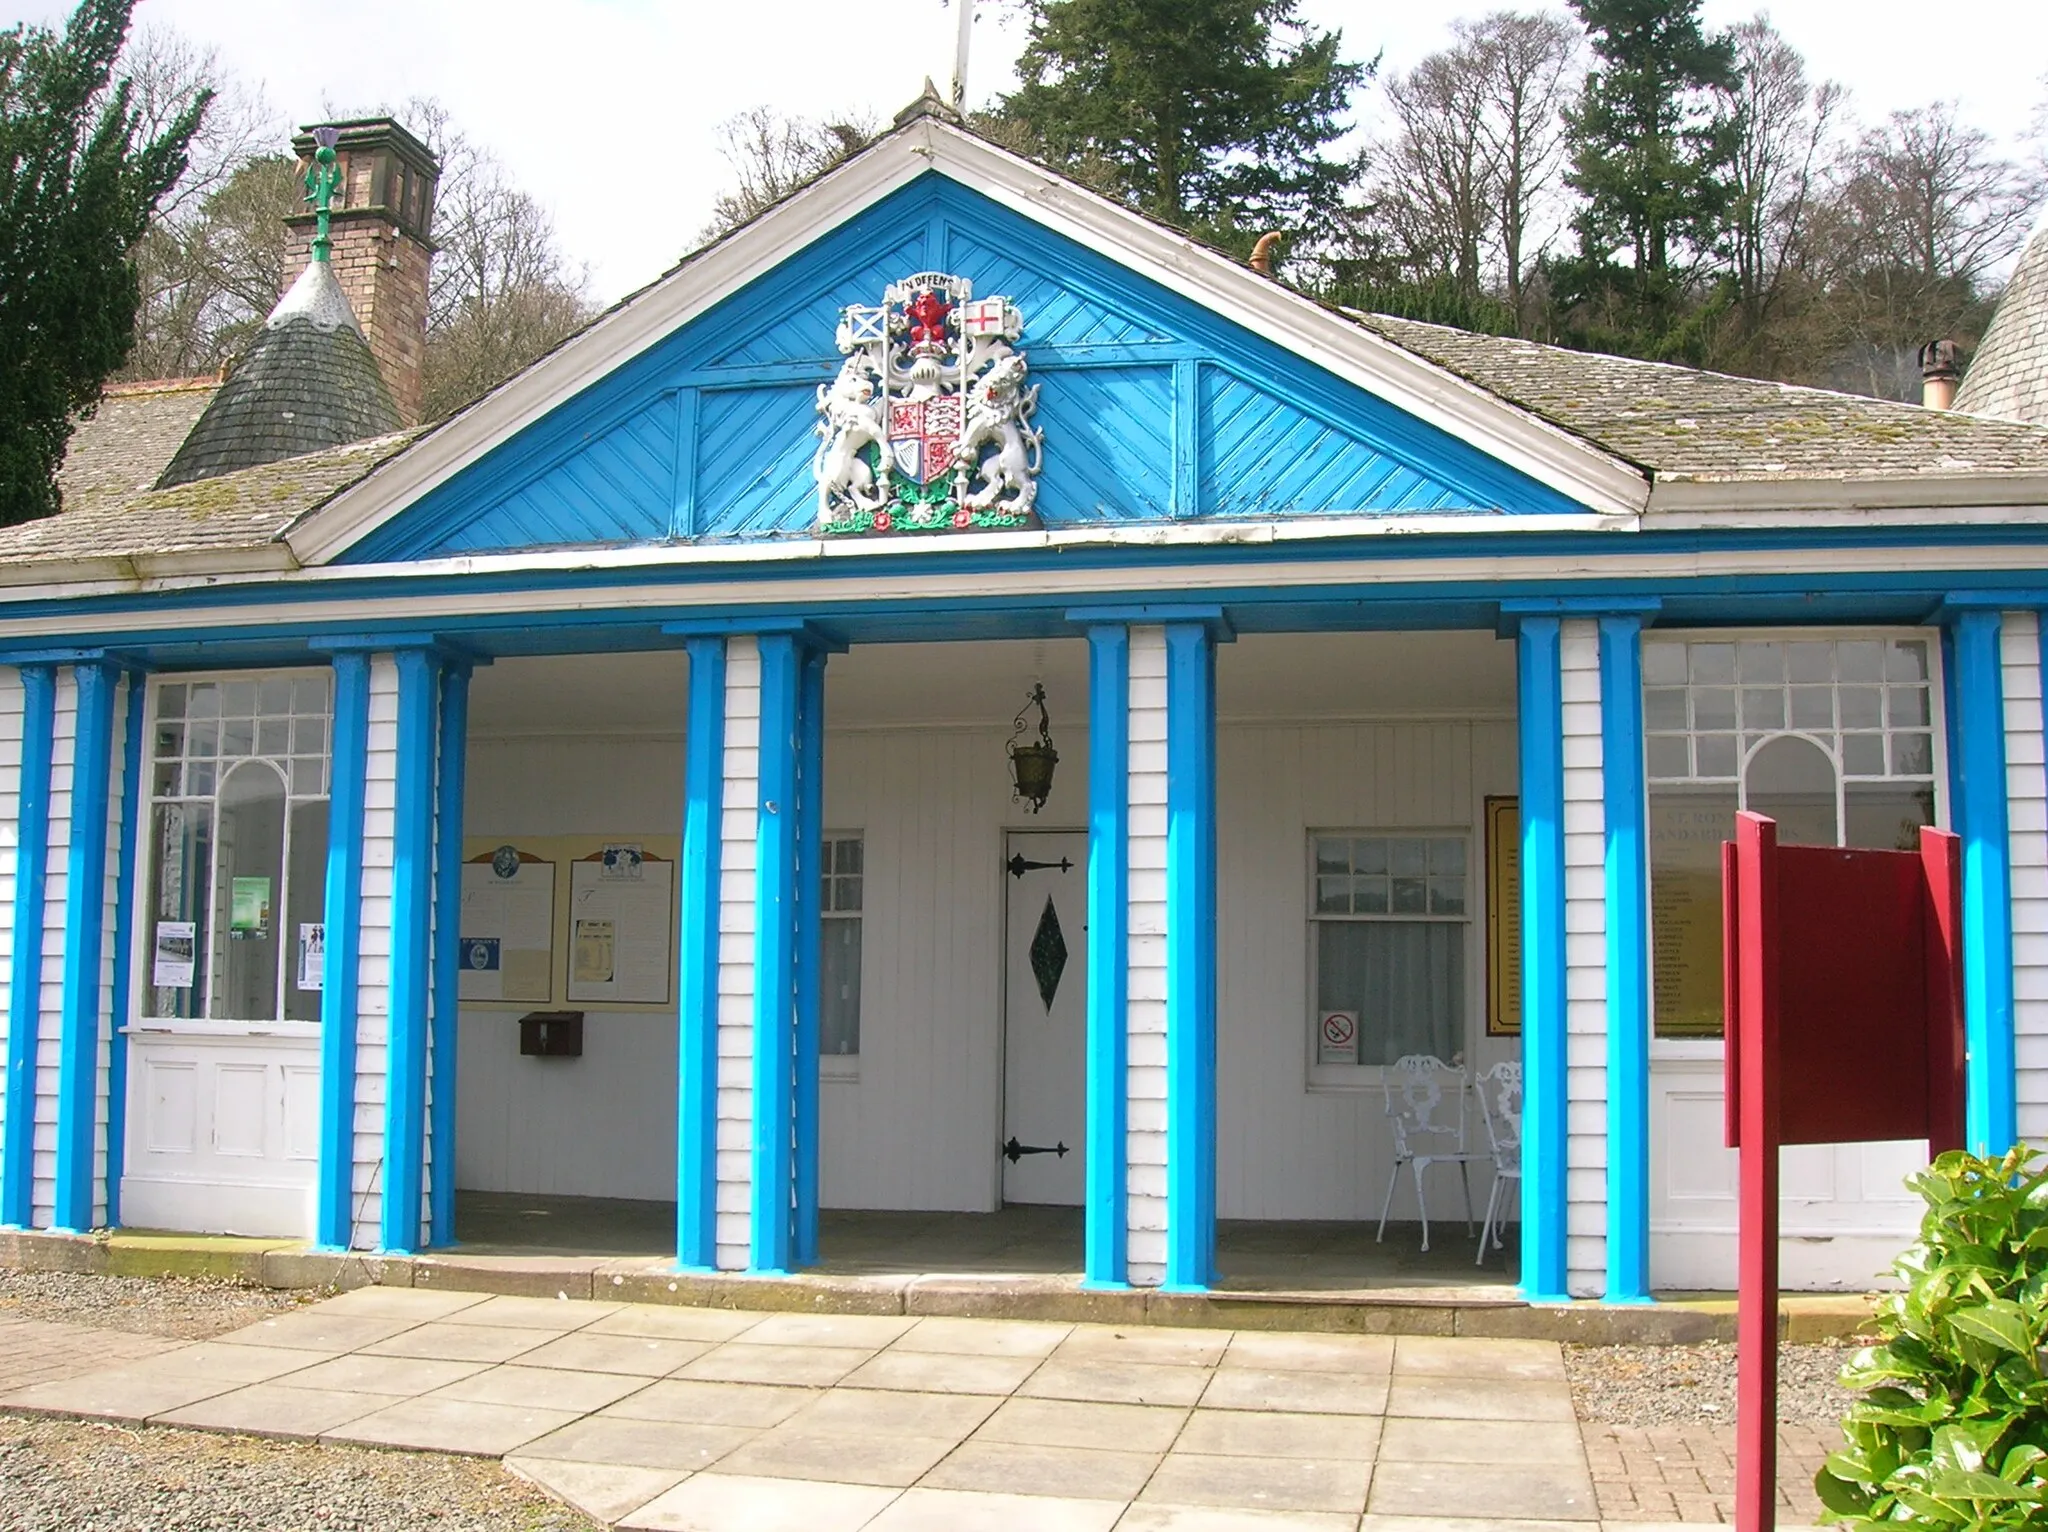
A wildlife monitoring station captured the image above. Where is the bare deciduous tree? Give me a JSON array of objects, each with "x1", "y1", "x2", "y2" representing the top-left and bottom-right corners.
[
  {"x1": 1354, "y1": 10, "x2": 1578, "y2": 331},
  {"x1": 703, "y1": 106, "x2": 877, "y2": 238},
  {"x1": 1715, "y1": 15, "x2": 1841, "y2": 373},
  {"x1": 1467, "y1": 10, "x2": 1579, "y2": 322},
  {"x1": 1373, "y1": 50, "x2": 1496, "y2": 293},
  {"x1": 114, "y1": 23, "x2": 293, "y2": 380},
  {"x1": 394, "y1": 98, "x2": 595, "y2": 420},
  {"x1": 1833, "y1": 102, "x2": 2044, "y2": 288}
]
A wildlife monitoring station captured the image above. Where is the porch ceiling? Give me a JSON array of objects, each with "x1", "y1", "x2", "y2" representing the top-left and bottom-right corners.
[{"x1": 464, "y1": 631, "x2": 1516, "y2": 738}]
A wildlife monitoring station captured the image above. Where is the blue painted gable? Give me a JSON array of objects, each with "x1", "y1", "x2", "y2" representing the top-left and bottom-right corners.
[{"x1": 344, "y1": 174, "x2": 1586, "y2": 563}]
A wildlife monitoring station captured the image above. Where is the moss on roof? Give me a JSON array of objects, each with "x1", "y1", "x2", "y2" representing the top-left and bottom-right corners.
[
  {"x1": 0, "y1": 432, "x2": 418, "y2": 570},
  {"x1": 1354, "y1": 314, "x2": 2048, "y2": 481}
]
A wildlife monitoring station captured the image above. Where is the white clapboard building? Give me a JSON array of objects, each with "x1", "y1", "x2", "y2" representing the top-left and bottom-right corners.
[{"x1": 6, "y1": 106, "x2": 2048, "y2": 1301}]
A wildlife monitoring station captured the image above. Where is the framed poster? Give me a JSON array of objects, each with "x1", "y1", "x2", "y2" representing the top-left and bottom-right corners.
[
  {"x1": 566, "y1": 847, "x2": 675, "y2": 1005},
  {"x1": 1485, "y1": 796, "x2": 1521, "y2": 1036},
  {"x1": 459, "y1": 845, "x2": 555, "y2": 1003}
]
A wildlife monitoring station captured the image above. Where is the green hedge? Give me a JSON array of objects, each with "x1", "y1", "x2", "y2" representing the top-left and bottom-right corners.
[{"x1": 1818, "y1": 1145, "x2": 2048, "y2": 1528}]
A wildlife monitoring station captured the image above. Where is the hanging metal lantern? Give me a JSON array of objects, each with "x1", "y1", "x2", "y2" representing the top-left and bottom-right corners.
[{"x1": 1007, "y1": 682, "x2": 1059, "y2": 813}]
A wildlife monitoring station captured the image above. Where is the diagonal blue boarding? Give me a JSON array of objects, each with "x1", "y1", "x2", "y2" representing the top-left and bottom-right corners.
[{"x1": 342, "y1": 174, "x2": 1590, "y2": 564}]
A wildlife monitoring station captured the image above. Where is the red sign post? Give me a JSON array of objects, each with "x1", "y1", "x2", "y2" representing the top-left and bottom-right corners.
[{"x1": 1723, "y1": 812, "x2": 1965, "y2": 1532}]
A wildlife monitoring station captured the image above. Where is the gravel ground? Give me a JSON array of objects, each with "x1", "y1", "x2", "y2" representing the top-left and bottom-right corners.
[
  {"x1": 0, "y1": 1416, "x2": 600, "y2": 1532},
  {"x1": 0, "y1": 1269, "x2": 307, "y2": 1341},
  {"x1": 1567, "y1": 1340, "x2": 1863, "y2": 1427}
]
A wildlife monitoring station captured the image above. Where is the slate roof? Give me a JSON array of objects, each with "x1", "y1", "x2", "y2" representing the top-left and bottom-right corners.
[
  {"x1": 57, "y1": 378, "x2": 220, "y2": 513},
  {"x1": 155, "y1": 261, "x2": 401, "y2": 489},
  {"x1": 1956, "y1": 226, "x2": 2048, "y2": 425},
  {"x1": 0, "y1": 431, "x2": 414, "y2": 575},
  {"x1": 1352, "y1": 313, "x2": 2048, "y2": 483}
]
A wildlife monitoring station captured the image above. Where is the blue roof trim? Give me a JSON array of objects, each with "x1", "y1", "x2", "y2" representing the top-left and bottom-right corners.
[{"x1": 343, "y1": 175, "x2": 1587, "y2": 563}]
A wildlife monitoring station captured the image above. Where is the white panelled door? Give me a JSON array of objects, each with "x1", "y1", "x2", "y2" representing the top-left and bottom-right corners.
[{"x1": 1001, "y1": 830, "x2": 1088, "y2": 1205}]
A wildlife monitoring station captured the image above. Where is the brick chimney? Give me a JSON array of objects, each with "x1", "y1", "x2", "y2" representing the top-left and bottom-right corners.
[{"x1": 283, "y1": 118, "x2": 439, "y2": 426}]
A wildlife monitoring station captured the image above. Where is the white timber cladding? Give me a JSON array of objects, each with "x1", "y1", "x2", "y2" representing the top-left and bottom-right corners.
[
  {"x1": 0, "y1": 670, "x2": 19, "y2": 1182},
  {"x1": 447, "y1": 645, "x2": 1527, "y2": 1234},
  {"x1": 0, "y1": 671, "x2": 20, "y2": 1168},
  {"x1": 456, "y1": 737, "x2": 681, "y2": 1200},
  {"x1": 1560, "y1": 620, "x2": 1609, "y2": 1298},
  {"x1": 1126, "y1": 626, "x2": 1169, "y2": 1288},
  {"x1": 2005, "y1": 611, "x2": 2048, "y2": 1141},
  {"x1": 30, "y1": 669, "x2": 77, "y2": 1224},
  {"x1": 1216, "y1": 718, "x2": 1519, "y2": 1222},
  {"x1": 350, "y1": 656, "x2": 399, "y2": 1249},
  {"x1": 89, "y1": 679, "x2": 129, "y2": 1227},
  {"x1": 415, "y1": 685, "x2": 439, "y2": 1249},
  {"x1": 817, "y1": 725, "x2": 1081, "y2": 1212},
  {"x1": 717, "y1": 637, "x2": 762, "y2": 1271}
]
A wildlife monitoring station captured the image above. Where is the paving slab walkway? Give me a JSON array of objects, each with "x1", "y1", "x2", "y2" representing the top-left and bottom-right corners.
[
  {"x1": 0, "y1": 1286, "x2": 1829, "y2": 1531},
  {"x1": 0, "y1": 1315, "x2": 180, "y2": 1394}
]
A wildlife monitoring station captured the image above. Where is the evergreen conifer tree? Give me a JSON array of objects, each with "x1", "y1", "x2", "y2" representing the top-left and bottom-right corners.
[
  {"x1": 1558, "y1": 0, "x2": 1738, "y2": 360},
  {"x1": 0, "y1": 0, "x2": 206, "y2": 524},
  {"x1": 988, "y1": 0, "x2": 1371, "y2": 258}
]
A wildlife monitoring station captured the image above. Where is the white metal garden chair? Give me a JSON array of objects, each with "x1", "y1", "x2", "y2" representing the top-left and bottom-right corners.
[
  {"x1": 1375, "y1": 1053, "x2": 1487, "y2": 1252},
  {"x1": 1473, "y1": 1060, "x2": 1523, "y2": 1267}
]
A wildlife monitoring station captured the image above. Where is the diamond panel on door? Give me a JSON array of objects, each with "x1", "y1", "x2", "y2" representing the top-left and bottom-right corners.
[{"x1": 1030, "y1": 895, "x2": 1068, "y2": 1011}]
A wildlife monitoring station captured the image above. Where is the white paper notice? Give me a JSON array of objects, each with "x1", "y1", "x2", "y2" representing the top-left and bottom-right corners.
[
  {"x1": 153, "y1": 922, "x2": 196, "y2": 988},
  {"x1": 567, "y1": 857, "x2": 674, "y2": 1004},
  {"x1": 296, "y1": 923, "x2": 325, "y2": 991},
  {"x1": 459, "y1": 856, "x2": 556, "y2": 1003}
]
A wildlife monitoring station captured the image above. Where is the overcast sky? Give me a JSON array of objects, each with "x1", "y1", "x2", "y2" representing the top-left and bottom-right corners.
[{"x1": 12, "y1": 0, "x2": 2048, "y2": 303}]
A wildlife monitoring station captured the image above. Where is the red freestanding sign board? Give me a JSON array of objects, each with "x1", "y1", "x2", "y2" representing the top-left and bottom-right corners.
[{"x1": 1723, "y1": 812, "x2": 1964, "y2": 1532}]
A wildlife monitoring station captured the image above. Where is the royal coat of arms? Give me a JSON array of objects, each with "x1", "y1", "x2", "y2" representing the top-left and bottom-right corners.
[{"x1": 814, "y1": 272, "x2": 1043, "y2": 535}]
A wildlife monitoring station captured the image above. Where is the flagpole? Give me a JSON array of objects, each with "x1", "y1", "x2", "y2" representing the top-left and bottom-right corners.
[{"x1": 952, "y1": 0, "x2": 973, "y2": 109}]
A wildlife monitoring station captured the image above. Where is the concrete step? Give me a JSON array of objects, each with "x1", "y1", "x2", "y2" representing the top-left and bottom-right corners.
[{"x1": 0, "y1": 1227, "x2": 1872, "y2": 1345}]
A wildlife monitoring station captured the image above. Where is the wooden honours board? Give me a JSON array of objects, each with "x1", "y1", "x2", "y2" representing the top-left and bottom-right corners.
[{"x1": 1485, "y1": 796, "x2": 1521, "y2": 1036}]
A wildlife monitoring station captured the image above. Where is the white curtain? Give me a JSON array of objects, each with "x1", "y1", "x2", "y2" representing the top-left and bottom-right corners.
[{"x1": 1317, "y1": 922, "x2": 1462, "y2": 1064}]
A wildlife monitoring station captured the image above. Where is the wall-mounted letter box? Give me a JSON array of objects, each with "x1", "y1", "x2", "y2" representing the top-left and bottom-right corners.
[{"x1": 518, "y1": 1010, "x2": 584, "y2": 1058}]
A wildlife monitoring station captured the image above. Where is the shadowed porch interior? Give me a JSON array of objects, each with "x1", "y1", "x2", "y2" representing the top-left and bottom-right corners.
[{"x1": 451, "y1": 1191, "x2": 1519, "y2": 1292}]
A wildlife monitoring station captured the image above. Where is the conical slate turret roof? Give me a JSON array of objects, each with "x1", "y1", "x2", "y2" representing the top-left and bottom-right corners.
[
  {"x1": 1957, "y1": 225, "x2": 2048, "y2": 425},
  {"x1": 155, "y1": 260, "x2": 402, "y2": 489}
]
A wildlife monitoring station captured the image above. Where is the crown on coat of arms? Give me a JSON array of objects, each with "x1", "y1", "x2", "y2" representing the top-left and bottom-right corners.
[{"x1": 813, "y1": 272, "x2": 1043, "y2": 535}]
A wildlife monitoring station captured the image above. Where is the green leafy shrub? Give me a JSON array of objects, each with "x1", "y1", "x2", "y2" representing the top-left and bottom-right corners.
[{"x1": 1817, "y1": 1145, "x2": 2048, "y2": 1529}]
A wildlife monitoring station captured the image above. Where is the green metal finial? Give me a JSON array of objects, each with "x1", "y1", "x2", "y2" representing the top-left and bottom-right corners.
[{"x1": 306, "y1": 126, "x2": 343, "y2": 262}]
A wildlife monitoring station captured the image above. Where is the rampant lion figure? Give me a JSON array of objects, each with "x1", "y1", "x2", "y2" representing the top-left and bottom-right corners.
[
  {"x1": 813, "y1": 360, "x2": 889, "y2": 522},
  {"x1": 959, "y1": 353, "x2": 1042, "y2": 515}
]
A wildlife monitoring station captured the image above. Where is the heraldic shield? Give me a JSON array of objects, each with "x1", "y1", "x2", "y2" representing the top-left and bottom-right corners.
[{"x1": 813, "y1": 271, "x2": 1044, "y2": 535}]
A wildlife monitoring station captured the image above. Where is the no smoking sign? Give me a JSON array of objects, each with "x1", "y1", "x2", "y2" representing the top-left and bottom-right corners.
[{"x1": 1318, "y1": 1009, "x2": 1358, "y2": 1065}]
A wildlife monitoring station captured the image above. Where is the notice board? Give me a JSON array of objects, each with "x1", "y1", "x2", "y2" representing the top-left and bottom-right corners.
[
  {"x1": 458, "y1": 846, "x2": 556, "y2": 1004},
  {"x1": 566, "y1": 845, "x2": 676, "y2": 1005}
]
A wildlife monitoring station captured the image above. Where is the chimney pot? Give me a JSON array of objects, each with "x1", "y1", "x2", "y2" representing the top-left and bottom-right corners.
[{"x1": 1920, "y1": 339, "x2": 1960, "y2": 411}]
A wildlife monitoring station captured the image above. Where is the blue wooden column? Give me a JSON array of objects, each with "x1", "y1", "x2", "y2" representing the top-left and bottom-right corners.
[
  {"x1": 315, "y1": 650, "x2": 372, "y2": 1250},
  {"x1": 1946, "y1": 604, "x2": 2016, "y2": 1155},
  {"x1": 53, "y1": 660, "x2": 126, "y2": 1232},
  {"x1": 106, "y1": 673, "x2": 147, "y2": 1227},
  {"x1": 752, "y1": 632, "x2": 803, "y2": 1275},
  {"x1": 1163, "y1": 617, "x2": 1224, "y2": 1292},
  {"x1": 1598, "y1": 614, "x2": 1654, "y2": 1303},
  {"x1": 1082, "y1": 622, "x2": 1130, "y2": 1289},
  {"x1": 675, "y1": 636, "x2": 727, "y2": 1272},
  {"x1": 2, "y1": 664, "x2": 56, "y2": 1229},
  {"x1": 1511, "y1": 612, "x2": 1570, "y2": 1302},
  {"x1": 793, "y1": 645, "x2": 828, "y2": 1267},
  {"x1": 428, "y1": 659, "x2": 474, "y2": 1247},
  {"x1": 383, "y1": 647, "x2": 442, "y2": 1254}
]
